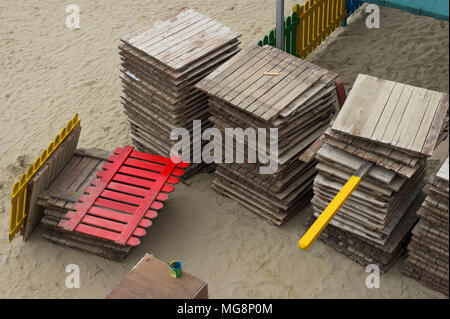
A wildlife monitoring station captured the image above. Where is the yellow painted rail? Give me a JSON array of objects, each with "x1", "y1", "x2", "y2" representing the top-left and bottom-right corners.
[
  {"x1": 299, "y1": 175, "x2": 362, "y2": 250},
  {"x1": 9, "y1": 114, "x2": 81, "y2": 242},
  {"x1": 294, "y1": 0, "x2": 348, "y2": 58}
]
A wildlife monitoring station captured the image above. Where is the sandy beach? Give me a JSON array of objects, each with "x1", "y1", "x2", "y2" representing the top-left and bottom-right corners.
[{"x1": 0, "y1": 1, "x2": 448, "y2": 298}]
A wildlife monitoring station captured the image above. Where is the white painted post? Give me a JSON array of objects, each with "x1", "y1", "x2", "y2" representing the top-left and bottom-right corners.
[{"x1": 276, "y1": 0, "x2": 285, "y2": 50}]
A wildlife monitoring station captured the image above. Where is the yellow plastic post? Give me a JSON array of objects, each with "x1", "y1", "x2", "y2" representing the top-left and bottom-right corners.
[{"x1": 299, "y1": 175, "x2": 362, "y2": 250}]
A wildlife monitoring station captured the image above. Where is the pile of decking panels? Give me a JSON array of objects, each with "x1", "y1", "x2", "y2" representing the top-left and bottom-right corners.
[
  {"x1": 119, "y1": 7, "x2": 241, "y2": 178},
  {"x1": 307, "y1": 74, "x2": 449, "y2": 272},
  {"x1": 196, "y1": 45, "x2": 339, "y2": 225},
  {"x1": 403, "y1": 157, "x2": 449, "y2": 295}
]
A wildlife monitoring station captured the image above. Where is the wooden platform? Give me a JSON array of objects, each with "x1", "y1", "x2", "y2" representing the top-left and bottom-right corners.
[
  {"x1": 37, "y1": 147, "x2": 186, "y2": 261},
  {"x1": 195, "y1": 45, "x2": 339, "y2": 225},
  {"x1": 306, "y1": 75, "x2": 449, "y2": 272},
  {"x1": 331, "y1": 74, "x2": 449, "y2": 157},
  {"x1": 403, "y1": 156, "x2": 449, "y2": 296},
  {"x1": 120, "y1": 8, "x2": 241, "y2": 178},
  {"x1": 106, "y1": 254, "x2": 208, "y2": 299}
]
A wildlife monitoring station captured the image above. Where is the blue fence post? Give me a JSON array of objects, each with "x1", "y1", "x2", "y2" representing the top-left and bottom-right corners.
[{"x1": 343, "y1": 0, "x2": 364, "y2": 26}]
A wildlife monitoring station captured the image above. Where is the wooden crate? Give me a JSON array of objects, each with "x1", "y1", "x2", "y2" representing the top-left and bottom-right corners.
[{"x1": 106, "y1": 254, "x2": 208, "y2": 299}]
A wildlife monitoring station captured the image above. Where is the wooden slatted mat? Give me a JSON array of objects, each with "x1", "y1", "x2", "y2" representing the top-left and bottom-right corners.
[
  {"x1": 37, "y1": 147, "x2": 188, "y2": 261},
  {"x1": 304, "y1": 75, "x2": 449, "y2": 273},
  {"x1": 58, "y1": 146, "x2": 188, "y2": 246},
  {"x1": 107, "y1": 254, "x2": 208, "y2": 299},
  {"x1": 403, "y1": 156, "x2": 449, "y2": 296},
  {"x1": 331, "y1": 74, "x2": 449, "y2": 156},
  {"x1": 195, "y1": 45, "x2": 341, "y2": 225},
  {"x1": 120, "y1": 8, "x2": 240, "y2": 178}
]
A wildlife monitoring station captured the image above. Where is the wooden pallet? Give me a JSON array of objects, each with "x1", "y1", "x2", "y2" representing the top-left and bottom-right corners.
[
  {"x1": 331, "y1": 74, "x2": 449, "y2": 157},
  {"x1": 37, "y1": 147, "x2": 187, "y2": 261},
  {"x1": 403, "y1": 157, "x2": 449, "y2": 295},
  {"x1": 305, "y1": 185, "x2": 424, "y2": 273},
  {"x1": 120, "y1": 8, "x2": 241, "y2": 178},
  {"x1": 195, "y1": 45, "x2": 340, "y2": 225},
  {"x1": 306, "y1": 75, "x2": 449, "y2": 272}
]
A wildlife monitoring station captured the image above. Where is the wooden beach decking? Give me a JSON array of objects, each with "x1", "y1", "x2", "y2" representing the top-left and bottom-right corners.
[{"x1": 306, "y1": 74, "x2": 449, "y2": 272}]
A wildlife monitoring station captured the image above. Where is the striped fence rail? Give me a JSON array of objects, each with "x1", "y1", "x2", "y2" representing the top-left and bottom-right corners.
[
  {"x1": 9, "y1": 114, "x2": 81, "y2": 242},
  {"x1": 258, "y1": 0, "x2": 357, "y2": 58},
  {"x1": 258, "y1": 12, "x2": 299, "y2": 57},
  {"x1": 294, "y1": 0, "x2": 348, "y2": 58}
]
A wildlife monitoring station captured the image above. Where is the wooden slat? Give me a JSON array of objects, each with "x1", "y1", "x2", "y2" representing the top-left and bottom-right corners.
[
  {"x1": 340, "y1": 75, "x2": 385, "y2": 134},
  {"x1": 411, "y1": 92, "x2": 445, "y2": 153},
  {"x1": 371, "y1": 83, "x2": 406, "y2": 142},
  {"x1": 422, "y1": 94, "x2": 449, "y2": 155},
  {"x1": 436, "y1": 157, "x2": 449, "y2": 183},
  {"x1": 258, "y1": 68, "x2": 323, "y2": 120},
  {"x1": 148, "y1": 18, "x2": 218, "y2": 59},
  {"x1": 214, "y1": 48, "x2": 280, "y2": 100},
  {"x1": 237, "y1": 54, "x2": 301, "y2": 111},
  {"x1": 392, "y1": 87, "x2": 429, "y2": 149},
  {"x1": 220, "y1": 49, "x2": 285, "y2": 103},
  {"x1": 137, "y1": 13, "x2": 209, "y2": 52},
  {"x1": 123, "y1": 8, "x2": 196, "y2": 45},
  {"x1": 355, "y1": 80, "x2": 396, "y2": 138},
  {"x1": 195, "y1": 45, "x2": 262, "y2": 92},
  {"x1": 244, "y1": 61, "x2": 309, "y2": 114},
  {"x1": 380, "y1": 84, "x2": 415, "y2": 145}
]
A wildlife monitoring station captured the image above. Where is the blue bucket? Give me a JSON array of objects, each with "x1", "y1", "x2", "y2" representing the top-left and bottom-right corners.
[{"x1": 169, "y1": 260, "x2": 183, "y2": 278}]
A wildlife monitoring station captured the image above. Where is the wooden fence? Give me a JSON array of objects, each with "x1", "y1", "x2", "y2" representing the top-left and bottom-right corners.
[
  {"x1": 9, "y1": 114, "x2": 81, "y2": 242},
  {"x1": 258, "y1": 12, "x2": 299, "y2": 57},
  {"x1": 258, "y1": 0, "x2": 353, "y2": 58}
]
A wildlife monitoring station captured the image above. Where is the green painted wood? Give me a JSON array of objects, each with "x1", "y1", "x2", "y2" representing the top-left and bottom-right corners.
[{"x1": 257, "y1": 12, "x2": 299, "y2": 57}]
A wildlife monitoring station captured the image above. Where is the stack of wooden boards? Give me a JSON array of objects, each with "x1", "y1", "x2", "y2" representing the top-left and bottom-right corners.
[
  {"x1": 196, "y1": 45, "x2": 339, "y2": 225},
  {"x1": 305, "y1": 74, "x2": 449, "y2": 272},
  {"x1": 403, "y1": 157, "x2": 449, "y2": 295},
  {"x1": 119, "y1": 7, "x2": 241, "y2": 178},
  {"x1": 107, "y1": 254, "x2": 208, "y2": 299},
  {"x1": 38, "y1": 148, "x2": 131, "y2": 261}
]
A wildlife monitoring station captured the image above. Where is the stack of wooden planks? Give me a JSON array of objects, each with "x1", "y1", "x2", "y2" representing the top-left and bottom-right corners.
[
  {"x1": 306, "y1": 74, "x2": 449, "y2": 272},
  {"x1": 195, "y1": 45, "x2": 339, "y2": 225},
  {"x1": 36, "y1": 145, "x2": 187, "y2": 261},
  {"x1": 403, "y1": 157, "x2": 449, "y2": 295},
  {"x1": 107, "y1": 254, "x2": 208, "y2": 299},
  {"x1": 119, "y1": 7, "x2": 241, "y2": 178},
  {"x1": 38, "y1": 148, "x2": 131, "y2": 261}
]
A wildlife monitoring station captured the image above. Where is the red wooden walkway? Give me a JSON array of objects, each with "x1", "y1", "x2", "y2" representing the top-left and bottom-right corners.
[{"x1": 59, "y1": 146, "x2": 188, "y2": 246}]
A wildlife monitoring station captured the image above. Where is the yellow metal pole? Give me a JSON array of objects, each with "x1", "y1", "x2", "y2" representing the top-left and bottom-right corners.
[
  {"x1": 299, "y1": 161, "x2": 372, "y2": 250},
  {"x1": 299, "y1": 175, "x2": 362, "y2": 250}
]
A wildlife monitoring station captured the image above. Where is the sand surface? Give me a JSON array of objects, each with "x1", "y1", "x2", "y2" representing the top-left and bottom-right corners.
[{"x1": 0, "y1": 1, "x2": 448, "y2": 298}]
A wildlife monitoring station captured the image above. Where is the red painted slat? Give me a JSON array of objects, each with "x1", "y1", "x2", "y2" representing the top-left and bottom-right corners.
[
  {"x1": 106, "y1": 181, "x2": 148, "y2": 197},
  {"x1": 80, "y1": 215, "x2": 146, "y2": 237},
  {"x1": 94, "y1": 198, "x2": 156, "y2": 218},
  {"x1": 59, "y1": 146, "x2": 134, "y2": 231},
  {"x1": 118, "y1": 166, "x2": 160, "y2": 180},
  {"x1": 74, "y1": 224, "x2": 140, "y2": 246},
  {"x1": 65, "y1": 208, "x2": 152, "y2": 228},
  {"x1": 112, "y1": 173, "x2": 174, "y2": 192},
  {"x1": 172, "y1": 168, "x2": 186, "y2": 176},
  {"x1": 124, "y1": 158, "x2": 165, "y2": 173},
  {"x1": 101, "y1": 190, "x2": 142, "y2": 206},
  {"x1": 60, "y1": 146, "x2": 188, "y2": 247},
  {"x1": 151, "y1": 201, "x2": 163, "y2": 210},
  {"x1": 130, "y1": 150, "x2": 173, "y2": 165},
  {"x1": 115, "y1": 160, "x2": 176, "y2": 245}
]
